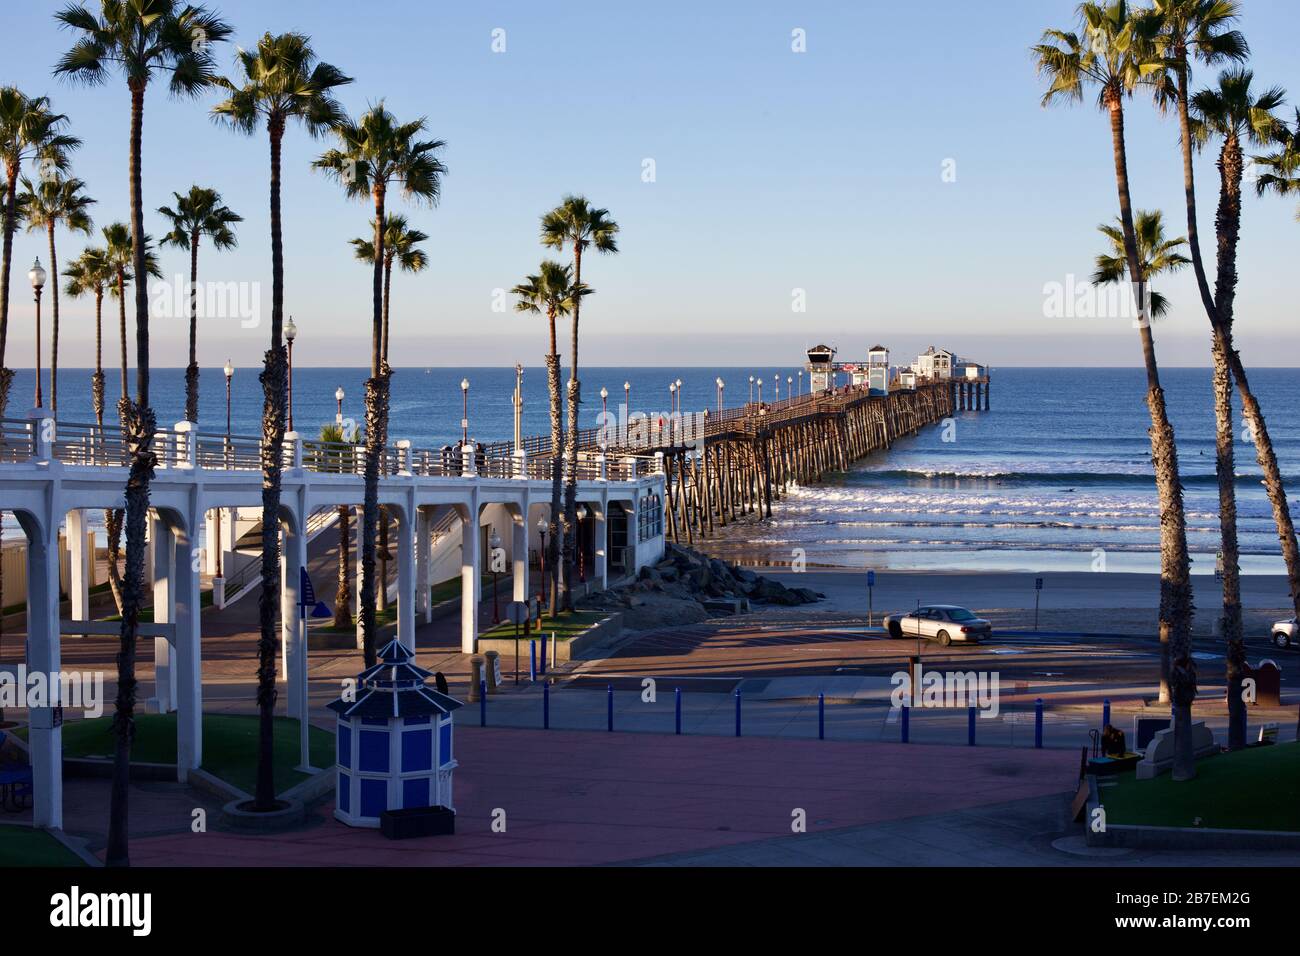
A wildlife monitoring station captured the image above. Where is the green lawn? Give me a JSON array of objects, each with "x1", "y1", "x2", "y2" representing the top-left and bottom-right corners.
[
  {"x1": 317, "y1": 603, "x2": 397, "y2": 635},
  {"x1": 48, "y1": 713, "x2": 334, "y2": 797},
  {"x1": 1101, "y1": 741, "x2": 1300, "y2": 831},
  {"x1": 0, "y1": 825, "x2": 86, "y2": 867},
  {"x1": 480, "y1": 608, "x2": 605, "y2": 641},
  {"x1": 430, "y1": 573, "x2": 494, "y2": 606}
]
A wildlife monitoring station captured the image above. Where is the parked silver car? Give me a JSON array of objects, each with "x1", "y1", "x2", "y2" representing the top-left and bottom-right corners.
[
  {"x1": 884, "y1": 605, "x2": 992, "y2": 645},
  {"x1": 1273, "y1": 617, "x2": 1297, "y2": 649}
]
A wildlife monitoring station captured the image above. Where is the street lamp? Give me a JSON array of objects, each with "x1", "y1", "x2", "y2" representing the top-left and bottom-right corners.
[
  {"x1": 748, "y1": 375, "x2": 754, "y2": 404},
  {"x1": 513, "y1": 363, "x2": 524, "y2": 453},
  {"x1": 716, "y1": 377, "x2": 724, "y2": 416},
  {"x1": 29, "y1": 258, "x2": 46, "y2": 408},
  {"x1": 285, "y1": 314, "x2": 297, "y2": 431},
  {"x1": 489, "y1": 528, "x2": 502, "y2": 624},
  {"x1": 787, "y1": 375, "x2": 793, "y2": 402},
  {"x1": 668, "y1": 381, "x2": 676, "y2": 415},
  {"x1": 798, "y1": 369, "x2": 803, "y2": 396},
  {"x1": 536, "y1": 515, "x2": 548, "y2": 606},
  {"x1": 218, "y1": 358, "x2": 234, "y2": 581},
  {"x1": 575, "y1": 504, "x2": 588, "y2": 582},
  {"x1": 600, "y1": 386, "x2": 609, "y2": 444},
  {"x1": 335, "y1": 386, "x2": 344, "y2": 425},
  {"x1": 460, "y1": 377, "x2": 470, "y2": 446},
  {"x1": 757, "y1": 377, "x2": 763, "y2": 403}
]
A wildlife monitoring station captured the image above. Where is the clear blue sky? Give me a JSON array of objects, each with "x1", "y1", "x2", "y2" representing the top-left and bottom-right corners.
[{"x1": 3, "y1": 0, "x2": 1298, "y2": 368}]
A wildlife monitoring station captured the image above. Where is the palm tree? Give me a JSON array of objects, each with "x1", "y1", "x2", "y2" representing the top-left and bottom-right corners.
[
  {"x1": 512, "y1": 261, "x2": 592, "y2": 616},
  {"x1": 1092, "y1": 209, "x2": 1191, "y2": 312},
  {"x1": 315, "y1": 104, "x2": 445, "y2": 667},
  {"x1": 55, "y1": 0, "x2": 230, "y2": 866},
  {"x1": 158, "y1": 185, "x2": 241, "y2": 424},
  {"x1": 1034, "y1": 0, "x2": 1198, "y2": 779},
  {"x1": 349, "y1": 213, "x2": 429, "y2": 364},
  {"x1": 320, "y1": 422, "x2": 356, "y2": 630},
  {"x1": 350, "y1": 215, "x2": 428, "y2": 607},
  {"x1": 20, "y1": 172, "x2": 95, "y2": 413},
  {"x1": 212, "y1": 31, "x2": 350, "y2": 812},
  {"x1": 62, "y1": 245, "x2": 112, "y2": 429},
  {"x1": 1254, "y1": 108, "x2": 1300, "y2": 216},
  {"x1": 1187, "y1": 69, "x2": 1289, "y2": 750},
  {"x1": 540, "y1": 197, "x2": 619, "y2": 608},
  {"x1": 0, "y1": 86, "x2": 78, "y2": 420}
]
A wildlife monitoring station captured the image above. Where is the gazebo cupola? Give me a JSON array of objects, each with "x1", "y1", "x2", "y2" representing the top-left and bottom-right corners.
[{"x1": 328, "y1": 638, "x2": 462, "y2": 829}]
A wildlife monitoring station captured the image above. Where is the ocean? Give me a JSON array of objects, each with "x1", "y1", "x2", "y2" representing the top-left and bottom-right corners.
[{"x1": 4, "y1": 365, "x2": 1297, "y2": 574}]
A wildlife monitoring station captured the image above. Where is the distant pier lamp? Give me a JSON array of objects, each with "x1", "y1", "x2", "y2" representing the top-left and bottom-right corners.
[
  {"x1": 716, "y1": 377, "x2": 724, "y2": 416},
  {"x1": 576, "y1": 504, "x2": 588, "y2": 582},
  {"x1": 460, "y1": 377, "x2": 470, "y2": 446},
  {"x1": 285, "y1": 315, "x2": 297, "y2": 431},
  {"x1": 335, "y1": 386, "x2": 345, "y2": 425},
  {"x1": 787, "y1": 375, "x2": 793, "y2": 400},
  {"x1": 798, "y1": 370, "x2": 803, "y2": 395},
  {"x1": 513, "y1": 363, "x2": 524, "y2": 452},
  {"x1": 328, "y1": 638, "x2": 463, "y2": 830},
  {"x1": 600, "y1": 385, "x2": 608, "y2": 421},
  {"x1": 773, "y1": 374, "x2": 779, "y2": 401},
  {"x1": 28, "y1": 258, "x2": 45, "y2": 408},
  {"x1": 217, "y1": 359, "x2": 234, "y2": 577},
  {"x1": 489, "y1": 529, "x2": 502, "y2": 624},
  {"x1": 536, "y1": 515, "x2": 548, "y2": 605},
  {"x1": 668, "y1": 381, "x2": 676, "y2": 415},
  {"x1": 623, "y1": 380, "x2": 631, "y2": 415},
  {"x1": 757, "y1": 377, "x2": 763, "y2": 403},
  {"x1": 748, "y1": 375, "x2": 754, "y2": 404}
]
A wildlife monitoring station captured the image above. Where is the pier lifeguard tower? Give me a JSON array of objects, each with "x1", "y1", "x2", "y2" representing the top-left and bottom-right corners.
[
  {"x1": 806, "y1": 344, "x2": 837, "y2": 393},
  {"x1": 867, "y1": 345, "x2": 889, "y2": 395}
]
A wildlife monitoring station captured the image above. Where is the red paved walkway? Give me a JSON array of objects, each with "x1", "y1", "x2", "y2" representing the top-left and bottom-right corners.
[{"x1": 125, "y1": 727, "x2": 1079, "y2": 866}]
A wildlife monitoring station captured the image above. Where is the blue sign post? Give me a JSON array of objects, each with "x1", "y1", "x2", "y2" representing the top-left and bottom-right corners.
[
  {"x1": 1033, "y1": 576, "x2": 1043, "y2": 632},
  {"x1": 866, "y1": 569, "x2": 876, "y2": 627}
]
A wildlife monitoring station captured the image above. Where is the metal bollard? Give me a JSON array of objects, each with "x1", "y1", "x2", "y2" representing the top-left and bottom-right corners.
[
  {"x1": 529, "y1": 640, "x2": 536, "y2": 682},
  {"x1": 734, "y1": 690, "x2": 742, "y2": 737},
  {"x1": 540, "y1": 634, "x2": 548, "y2": 675},
  {"x1": 675, "y1": 687, "x2": 682, "y2": 735},
  {"x1": 1034, "y1": 698, "x2": 1043, "y2": 749},
  {"x1": 901, "y1": 703, "x2": 910, "y2": 743},
  {"x1": 480, "y1": 680, "x2": 487, "y2": 727},
  {"x1": 968, "y1": 705, "x2": 976, "y2": 746},
  {"x1": 1102, "y1": 697, "x2": 1111, "y2": 729},
  {"x1": 607, "y1": 684, "x2": 614, "y2": 732},
  {"x1": 543, "y1": 681, "x2": 550, "y2": 729},
  {"x1": 818, "y1": 692, "x2": 825, "y2": 740}
]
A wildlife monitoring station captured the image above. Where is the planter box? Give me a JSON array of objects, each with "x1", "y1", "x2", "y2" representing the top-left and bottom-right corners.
[
  {"x1": 381, "y1": 805, "x2": 456, "y2": 840},
  {"x1": 477, "y1": 612, "x2": 623, "y2": 663}
]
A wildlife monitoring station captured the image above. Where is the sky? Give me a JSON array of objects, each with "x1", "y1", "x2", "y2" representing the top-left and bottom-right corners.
[{"x1": 2, "y1": 0, "x2": 1298, "y2": 369}]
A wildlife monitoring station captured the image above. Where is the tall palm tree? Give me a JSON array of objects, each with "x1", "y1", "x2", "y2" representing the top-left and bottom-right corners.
[
  {"x1": 350, "y1": 214, "x2": 428, "y2": 607},
  {"x1": 158, "y1": 185, "x2": 241, "y2": 424},
  {"x1": 320, "y1": 422, "x2": 356, "y2": 630},
  {"x1": 0, "y1": 86, "x2": 78, "y2": 420},
  {"x1": 1034, "y1": 0, "x2": 1198, "y2": 779},
  {"x1": 212, "y1": 31, "x2": 350, "y2": 812},
  {"x1": 1187, "y1": 69, "x2": 1289, "y2": 750},
  {"x1": 1255, "y1": 108, "x2": 1300, "y2": 216},
  {"x1": 540, "y1": 197, "x2": 619, "y2": 608},
  {"x1": 62, "y1": 245, "x2": 112, "y2": 429},
  {"x1": 55, "y1": 0, "x2": 230, "y2": 865},
  {"x1": 349, "y1": 213, "x2": 429, "y2": 364},
  {"x1": 315, "y1": 104, "x2": 445, "y2": 667},
  {"x1": 20, "y1": 172, "x2": 95, "y2": 413},
  {"x1": 512, "y1": 261, "x2": 592, "y2": 616},
  {"x1": 1093, "y1": 209, "x2": 1191, "y2": 314}
]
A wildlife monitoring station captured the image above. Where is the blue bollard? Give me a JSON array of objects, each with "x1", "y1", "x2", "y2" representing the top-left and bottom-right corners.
[
  {"x1": 735, "y1": 690, "x2": 742, "y2": 737},
  {"x1": 1034, "y1": 698, "x2": 1043, "y2": 749},
  {"x1": 818, "y1": 692, "x2": 825, "y2": 740},
  {"x1": 675, "y1": 687, "x2": 682, "y2": 735},
  {"x1": 480, "y1": 679, "x2": 487, "y2": 727},
  {"x1": 540, "y1": 635, "x2": 547, "y2": 675},
  {"x1": 607, "y1": 684, "x2": 614, "y2": 732},
  {"x1": 1102, "y1": 698, "x2": 1111, "y2": 730},
  {"x1": 901, "y1": 703, "x2": 910, "y2": 743},
  {"x1": 968, "y1": 705, "x2": 976, "y2": 746},
  {"x1": 543, "y1": 681, "x2": 550, "y2": 730},
  {"x1": 529, "y1": 640, "x2": 537, "y2": 682}
]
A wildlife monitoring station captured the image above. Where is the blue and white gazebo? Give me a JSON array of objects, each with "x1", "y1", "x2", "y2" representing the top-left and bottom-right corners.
[{"x1": 328, "y1": 639, "x2": 463, "y2": 828}]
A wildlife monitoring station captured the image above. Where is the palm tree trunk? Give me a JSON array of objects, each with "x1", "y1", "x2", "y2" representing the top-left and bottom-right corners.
[
  {"x1": 116, "y1": 270, "x2": 128, "y2": 402},
  {"x1": 378, "y1": 507, "x2": 389, "y2": 614},
  {"x1": 334, "y1": 505, "x2": 350, "y2": 630},
  {"x1": 0, "y1": 162, "x2": 19, "y2": 421},
  {"x1": 562, "y1": 244, "x2": 583, "y2": 609},
  {"x1": 185, "y1": 230, "x2": 200, "y2": 424},
  {"x1": 359, "y1": 187, "x2": 388, "y2": 668},
  {"x1": 1212, "y1": 332, "x2": 1247, "y2": 749},
  {"x1": 108, "y1": 79, "x2": 159, "y2": 868},
  {"x1": 1107, "y1": 97, "x2": 1196, "y2": 778},
  {"x1": 46, "y1": 223, "x2": 59, "y2": 414},
  {"x1": 93, "y1": 288, "x2": 105, "y2": 431},
  {"x1": 546, "y1": 346, "x2": 564, "y2": 617},
  {"x1": 253, "y1": 118, "x2": 289, "y2": 812},
  {"x1": 381, "y1": 255, "x2": 392, "y2": 366}
]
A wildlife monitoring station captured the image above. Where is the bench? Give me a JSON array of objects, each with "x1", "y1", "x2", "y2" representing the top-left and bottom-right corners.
[
  {"x1": 0, "y1": 731, "x2": 33, "y2": 812},
  {"x1": 1135, "y1": 722, "x2": 1218, "y2": 779}
]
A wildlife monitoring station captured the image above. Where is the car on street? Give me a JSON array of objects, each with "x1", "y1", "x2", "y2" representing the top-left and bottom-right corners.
[
  {"x1": 1273, "y1": 617, "x2": 1297, "y2": 649},
  {"x1": 883, "y1": 605, "x2": 992, "y2": 645}
]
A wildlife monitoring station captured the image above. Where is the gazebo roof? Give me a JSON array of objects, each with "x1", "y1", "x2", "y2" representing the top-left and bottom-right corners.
[{"x1": 328, "y1": 638, "x2": 463, "y2": 720}]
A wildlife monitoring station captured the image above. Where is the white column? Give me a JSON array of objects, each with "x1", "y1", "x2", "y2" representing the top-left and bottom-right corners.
[
  {"x1": 512, "y1": 508, "x2": 529, "y2": 603},
  {"x1": 173, "y1": 509, "x2": 203, "y2": 781},
  {"x1": 280, "y1": 513, "x2": 307, "y2": 721},
  {"x1": 592, "y1": 502, "x2": 608, "y2": 590},
  {"x1": 396, "y1": 503, "x2": 416, "y2": 651},
  {"x1": 148, "y1": 513, "x2": 176, "y2": 714},
  {"x1": 460, "y1": 502, "x2": 480, "y2": 653},
  {"x1": 24, "y1": 514, "x2": 63, "y2": 830},
  {"x1": 416, "y1": 507, "x2": 432, "y2": 624},
  {"x1": 67, "y1": 509, "x2": 90, "y2": 622}
]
